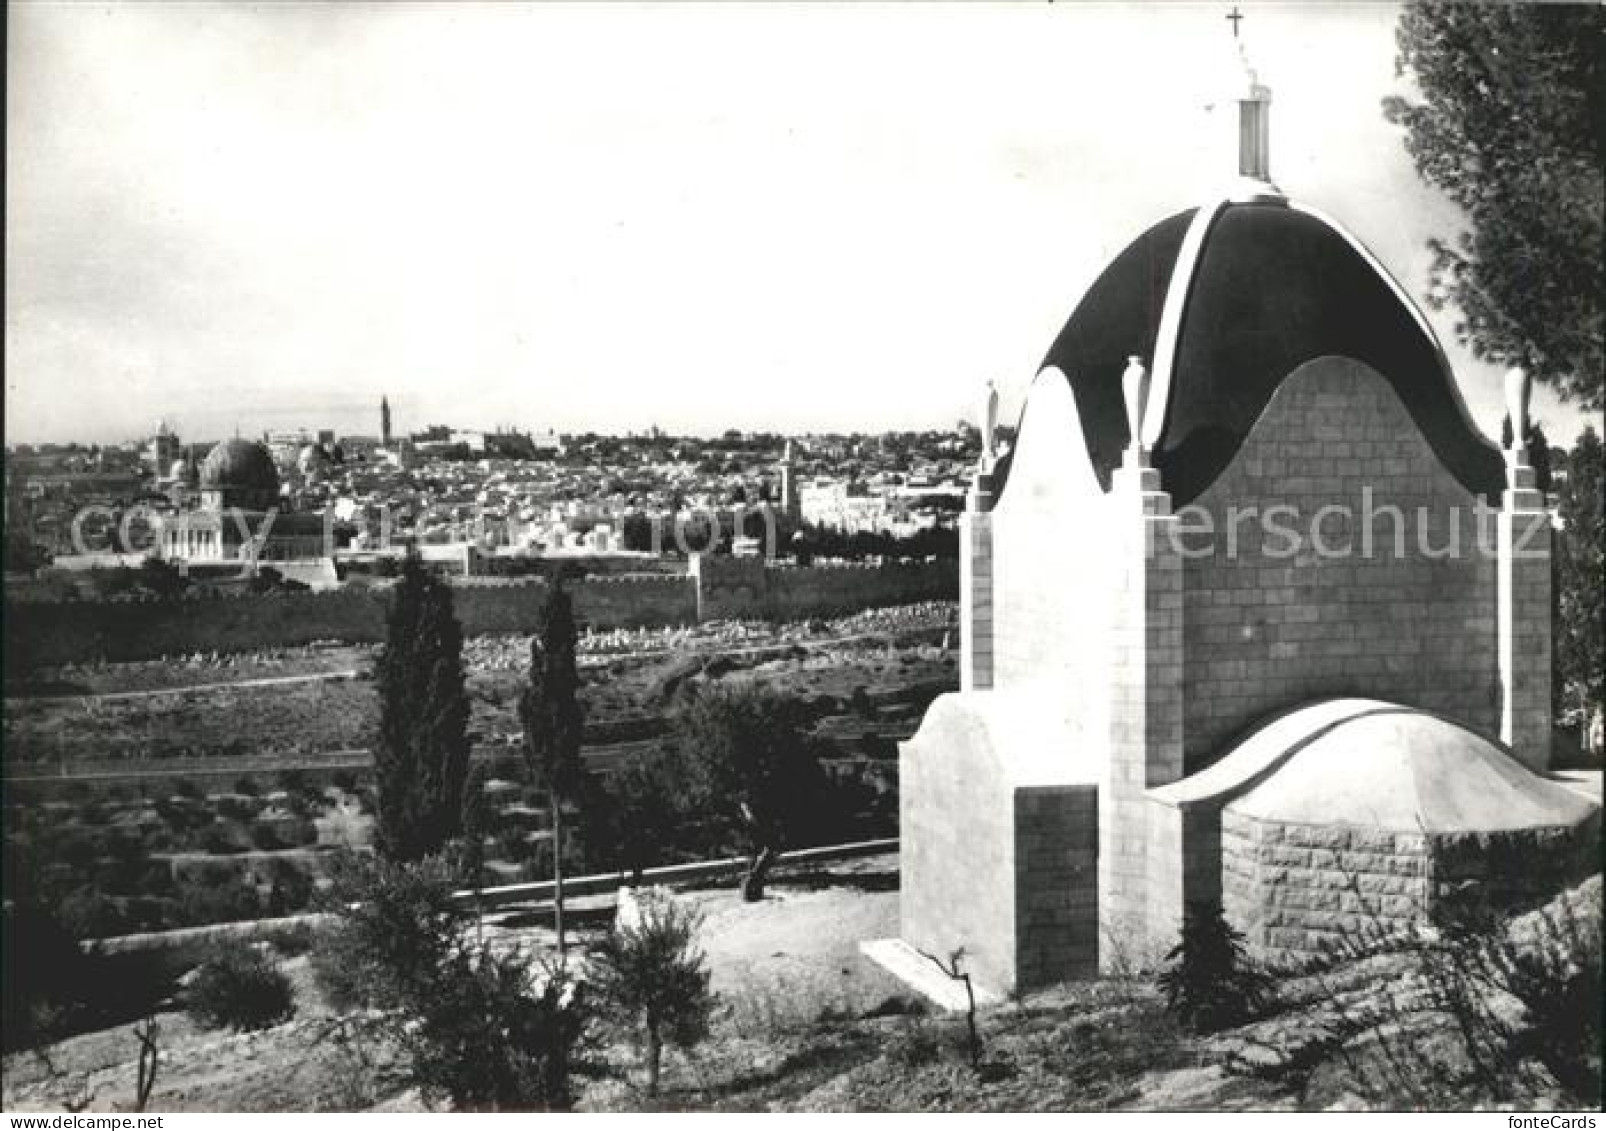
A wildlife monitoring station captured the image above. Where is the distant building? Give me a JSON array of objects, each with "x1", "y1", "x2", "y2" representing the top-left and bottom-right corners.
[
  {"x1": 800, "y1": 478, "x2": 888, "y2": 533},
  {"x1": 159, "y1": 439, "x2": 327, "y2": 563},
  {"x1": 338, "y1": 435, "x2": 383, "y2": 461},
  {"x1": 145, "y1": 420, "x2": 181, "y2": 475},
  {"x1": 530, "y1": 430, "x2": 564, "y2": 455},
  {"x1": 778, "y1": 439, "x2": 800, "y2": 523}
]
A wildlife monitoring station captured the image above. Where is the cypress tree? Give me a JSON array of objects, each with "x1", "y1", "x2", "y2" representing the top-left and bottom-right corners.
[
  {"x1": 374, "y1": 553, "x2": 471, "y2": 861},
  {"x1": 519, "y1": 572, "x2": 585, "y2": 953}
]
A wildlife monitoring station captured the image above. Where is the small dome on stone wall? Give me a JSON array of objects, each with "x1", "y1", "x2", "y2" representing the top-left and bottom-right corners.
[{"x1": 1218, "y1": 701, "x2": 1599, "y2": 962}]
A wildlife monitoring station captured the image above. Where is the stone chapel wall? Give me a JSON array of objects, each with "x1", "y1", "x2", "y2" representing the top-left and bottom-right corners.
[
  {"x1": 899, "y1": 715, "x2": 1019, "y2": 992},
  {"x1": 991, "y1": 373, "x2": 1115, "y2": 724},
  {"x1": 1180, "y1": 357, "x2": 1501, "y2": 767}
]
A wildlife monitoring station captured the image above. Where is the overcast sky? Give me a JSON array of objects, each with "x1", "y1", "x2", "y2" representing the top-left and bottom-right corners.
[{"x1": 5, "y1": 1, "x2": 1592, "y2": 446}]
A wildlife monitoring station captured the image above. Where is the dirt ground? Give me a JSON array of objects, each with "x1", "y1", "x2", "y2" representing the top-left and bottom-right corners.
[
  {"x1": 10, "y1": 863, "x2": 1591, "y2": 1113},
  {"x1": 0, "y1": 858, "x2": 905, "y2": 1113}
]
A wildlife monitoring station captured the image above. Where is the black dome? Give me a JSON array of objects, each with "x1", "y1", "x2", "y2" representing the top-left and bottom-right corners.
[
  {"x1": 1016, "y1": 200, "x2": 1505, "y2": 505},
  {"x1": 1036, "y1": 208, "x2": 1194, "y2": 491}
]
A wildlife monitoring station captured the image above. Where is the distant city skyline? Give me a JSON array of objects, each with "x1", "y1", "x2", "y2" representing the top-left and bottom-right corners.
[{"x1": 6, "y1": 1, "x2": 1595, "y2": 447}]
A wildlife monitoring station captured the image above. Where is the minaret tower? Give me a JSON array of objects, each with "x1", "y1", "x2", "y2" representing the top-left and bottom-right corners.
[
  {"x1": 779, "y1": 439, "x2": 800, "y2": 523},
  {"x1": 381, "y1": 395, "x2": 393, "y2": 448}
]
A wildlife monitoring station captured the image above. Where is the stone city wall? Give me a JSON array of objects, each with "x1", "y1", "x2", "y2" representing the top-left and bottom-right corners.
[
  {"x1": 759, "y1": 560, "x2": 958, "y2": 620},
  {"x1": 5, "y1": 560, "x2": 955, "y2": 667}
]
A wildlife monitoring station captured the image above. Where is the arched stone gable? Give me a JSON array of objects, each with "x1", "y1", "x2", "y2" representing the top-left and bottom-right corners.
[
  {"x1": 1180, "y1": 356, "x2": 1501, "y2": 768},
  {"x1": 990, "y1": 367, "x2": 1114, "y2": 714}
]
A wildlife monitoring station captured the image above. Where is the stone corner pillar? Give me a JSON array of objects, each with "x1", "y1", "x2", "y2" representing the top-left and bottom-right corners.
[
  {"x1": 1100, "y1": 458, "x2": 1183, "y2": 974},
  {"x1": 1498, "y1": 453, "x2": 1552, "y2": 771},
  {"x1": 960, "y1": 470, "x2": 997, "y2": 692}
]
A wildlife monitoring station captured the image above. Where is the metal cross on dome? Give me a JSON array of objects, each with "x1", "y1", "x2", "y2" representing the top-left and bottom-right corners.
[{"x1": 1226, "y1": 6, "x2": 1244, "y2": 38}]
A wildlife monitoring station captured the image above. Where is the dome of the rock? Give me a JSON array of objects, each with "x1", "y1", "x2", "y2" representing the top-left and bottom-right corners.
[
  {"x1": 998, "y1": 199, "x2": 1505, "y2": 506},
  {"x1": 199, "y1": 439, "x2": 280, "y2": 509}
]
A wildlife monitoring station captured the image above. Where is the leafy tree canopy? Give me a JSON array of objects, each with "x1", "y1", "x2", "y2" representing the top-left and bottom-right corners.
[
  {"x1": 1555, "y1": 427, "x2": 1603, "y2": 749},
  {"x1": 671, "y1": 683, "x2": 828, "y2": 900},
  {"x1": 1385, "y1": 1, "x2": 1603, "y2": 407}
]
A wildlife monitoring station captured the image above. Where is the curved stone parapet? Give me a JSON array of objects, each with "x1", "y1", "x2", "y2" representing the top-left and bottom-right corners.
[{"x1": 1144, "y1": 697, "x2": 1599, "y2": 963}]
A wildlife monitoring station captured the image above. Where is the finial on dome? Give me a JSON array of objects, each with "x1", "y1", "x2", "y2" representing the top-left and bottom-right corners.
[
  {"x1": 980, "y1": 376, "x2": 1000, "y2": 471},
  {"x1": 1122, "y1": 355, "x2": 1150, "y2": 466},
  {"x1": 1217, "y1": 6, "x2": 1276, "y2": 195},
  {"x1": 1504, "y1": 365, "x2": 1532, "y2": 465}
]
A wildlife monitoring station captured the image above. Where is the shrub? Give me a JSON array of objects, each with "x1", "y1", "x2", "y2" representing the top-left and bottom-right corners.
[
  {"x1": 588, "y1": 754, "x2": 682, "y2": 884},
  {"x1": 155, "y1": 797, "x2": 211, "y2": 835},
  {"x1": 56, "y1": 830, "x2": 102, "y2": 870},
  {"x1": 233, "y1": 776, "x2": 261, "y2": 797},
  {"x1": 589, "y1": 889, "x2": 715, "y2": 1095},
  {"x1": 1158, "y1": 904, "x2": 1273, "y2": 1033},
  {"x1": 1327, "y1": 879, "x2": 1605, "y2": 1108},
  {"x1": 128, "y1": 861, "x2": 176, "y2": 900},
  {"x1": 217, "y1": 795, "x2": 255, "y2": 822},
  {"x1": 176, "y1": 874, "x2": 263, "y2": 927},
  {"x1": 199, "y1": 821, "x2": 253, "y2": 856},
  {"x1": 312, "y1": 854, "x2": 590, "y2": 1110},
  {"x1": 271, "y1": 921, "x2": 318, "y2": 958},
  {"x1": 1497, "y1": 900, "x2": 1602, "y2": 1105},
  {"x1": 403, "y1": 950, "x2": 590, "y2": 1111},
  {"x1": 276, "y1": 769, "x2": 309, "y2": 797},
  {"x1": 185, "y1": 942, "x2": 295, "y2": 1031},
  {"x1": 885, "y1": 1015, "x2": 943, "y2": 1068},
  {"x1": 2, "y1": 900, "x2": 89, "y2": 1051},
  {"x1": 495, "y1": 826, "x2": 533, "y2": 864},
  {"x1": 265, "y1": 864, "x2": 315, "y2": 918},
  {"x1": 58, "y1": 888, "x2": 127, "y2": 940},
  {"x1": 311, "y1": 855, "x2": 466, "y2": 1012}
]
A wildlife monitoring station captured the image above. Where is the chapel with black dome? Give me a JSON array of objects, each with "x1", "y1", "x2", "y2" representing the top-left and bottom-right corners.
[{"x1": 873, "y1": 23, "x2": 1590, "y2": 1000}]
